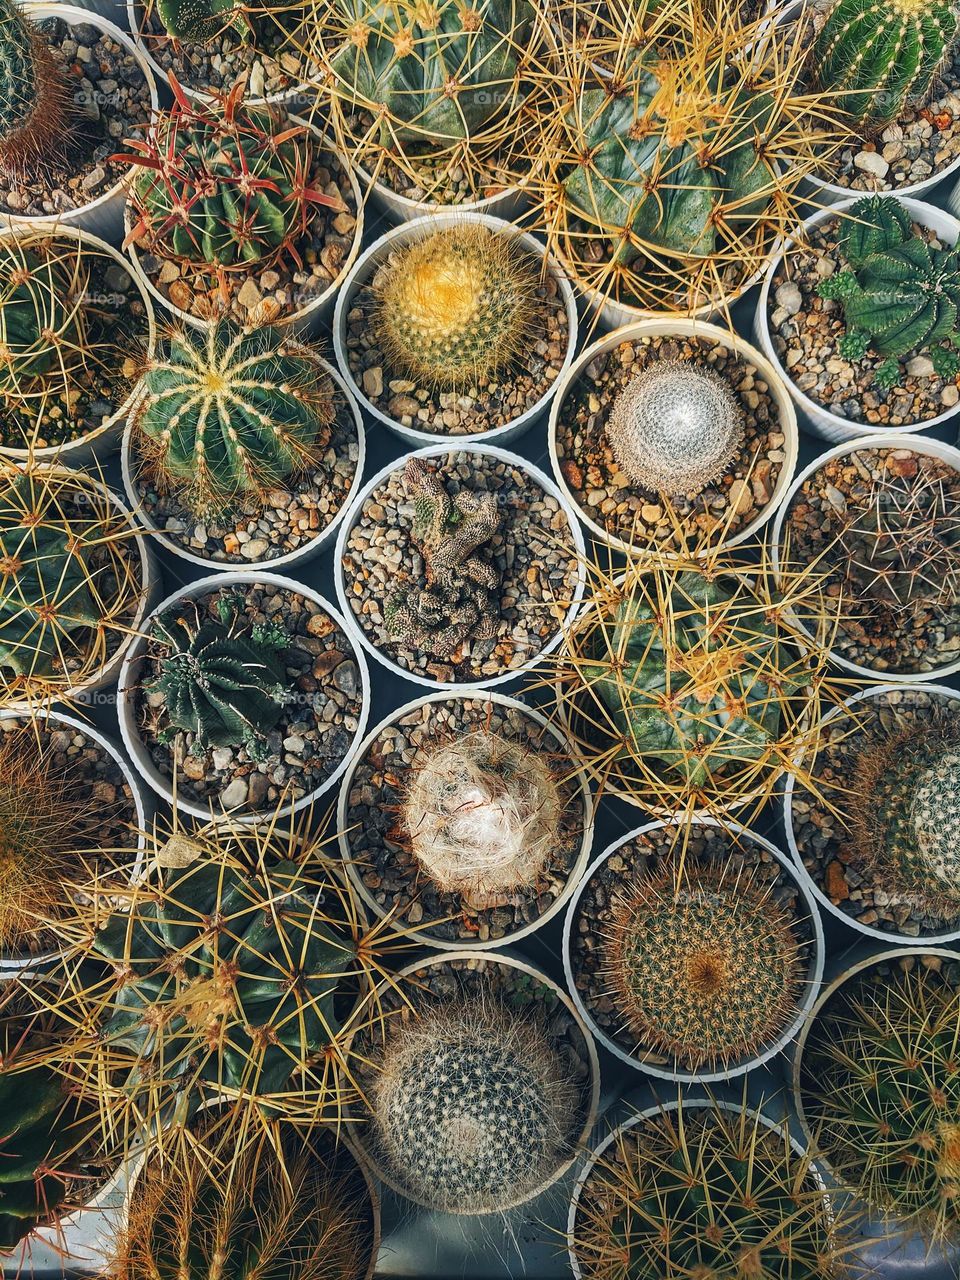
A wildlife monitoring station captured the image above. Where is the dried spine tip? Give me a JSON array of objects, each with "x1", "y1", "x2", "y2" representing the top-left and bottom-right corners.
[
  {"x1": 605, "y1": 359, "x2": 744, "y2": 497},
  {"x1": 402, "y1": 729, "x2": 561, "y2": 901}
]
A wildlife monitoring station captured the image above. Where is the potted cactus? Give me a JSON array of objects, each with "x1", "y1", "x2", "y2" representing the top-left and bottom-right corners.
[
  {"x1": 333, "y1": 213, "x2": 578, "y2": 446},
  {"x1": 0, "y1": 225, "x2": 156, "y2": 465},
  {"x1": 549, "y1": 319, "x2": 799, "y2": 556},
  {"x1": 756, "y1": 195, "x2": 960, "y2": 441},
  {"x1": 562, "y1": 817, "x2": 824, "y2": 1082},
  {"x1": 121, "y1": 319, "x2": 364, "y2": 570},
  {"x1": 338, "y1": 690, "x2": 593, "y2": 948},
  {"x1": 118, "y1": 78, "x2": 362, "y2": 332}
]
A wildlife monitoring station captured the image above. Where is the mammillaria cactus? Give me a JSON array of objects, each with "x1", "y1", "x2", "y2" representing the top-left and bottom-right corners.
[
  {"x1": 370, "y1": 998, "x2": 578, "y2": 1213},
  {"x1": 0, "y1": 0, "x2": 69, "y2": 179},
  {"x1": 602, "y1": 865, "x2": 802, "y2": 1071},
  {"x1": 133, "y1": 321, "x2": 336, "y2": 519},
  {"x1": 606, "y1": 360, "x2": 744, "y2": 496},
  {"x1": 384, "y1": 459, "x2": 502, "y2": 659},
  {"x1": 817, "y1": 195, "x2": 960, "y2": 389},
  {"x1": 401, "y1": 729, "x2": 561, "y2": 902},
  {"x1": 371, "y1": 224, "x2": 539, "y2": 390},
  {"x1": 812, "y1": 0, "x2": 960, "y2": 129}
]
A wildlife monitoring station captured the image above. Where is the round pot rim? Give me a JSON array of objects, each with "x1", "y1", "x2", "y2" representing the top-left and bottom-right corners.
[
  {"x1": 0, "y1": 220, "x2": 158, "y2": 463},
  {"x1": 119, "y1": 357, "x2": 366, "y2": 572},
  {"x1": 336, "y1": 688, "x2": 595, "y2": 950},
  {"x1": 343, "y1": 947, "x2": 602, "y2": 1216},
  {"x1": 332, "y1": 441, "x2": 588, "y2": 692},
  {"x1": 756, "y1": 197, "x2": 960, "y2": 437},
  {"x1": 769, "y1": 431, "x2": 960, "y2": 680},
  {"x1": 560, "y1": 813, "x2": 826, "y2": 1083},
  {"x1": 116, "y1": 569, "x2": 371, "y2": 824},
  {"x1": 331, "y1": 210, "x2": 579, "y2": 447},
  {"x1": 782, "y1": 681, "x2": 960, "y2": 946},
  {"x1": 546, "y1": 316, "x2": 799, "y2": 556},
  {"x1": 354, "y1": 155, "x2": 526, "y2": 217}
]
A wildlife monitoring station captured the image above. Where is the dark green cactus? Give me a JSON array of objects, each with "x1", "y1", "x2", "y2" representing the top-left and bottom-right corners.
[
  {"x1": 149, "y1": 596, "x2": 289, "y2": 755},
  {"x1": 384, "y1": 458, "x2": 502, "y2": 660},
  {"x1": 813, "y1": 0, "x2": 959, "y2": 128},
  {"x1": 0, "y1": 0, "x2": 69, "y2": 180},
  {"x1": 153, "y1": 0, "x2": 248, "y2": 43},
  {"x1": 817, "y1": 195, "x2": 960, "y2": 389}
]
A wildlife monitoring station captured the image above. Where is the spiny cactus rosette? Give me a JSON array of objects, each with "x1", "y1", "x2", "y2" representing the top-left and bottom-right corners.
[{"x1": 568, "y1": 822, "x2": 817, "y2": 1075}]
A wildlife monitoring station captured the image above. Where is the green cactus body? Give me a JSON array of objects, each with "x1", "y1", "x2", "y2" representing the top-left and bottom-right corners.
[
  {"x1": 134, "y1": 322, "x2": 335, "y2": 519},
  {"x1": 153, "y1": 0, "x2": 248, "y2": 43},
  {"x1": 0, "y1": 0, "x2": 67, "y2": 179},
  {"x1": 0, "y1": 246, "x2": 80, "y2": 391},
  {"x1": 813, "y1": 0, "x2": 959, "y2": 128},
  {"x1": 329, "y1": 0, "x2": 532, "y2": 145}
]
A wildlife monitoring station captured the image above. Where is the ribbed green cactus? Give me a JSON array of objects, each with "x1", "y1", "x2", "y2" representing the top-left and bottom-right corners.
[
  {"x1": 818, "y1": 195, "x2": 960, "y2": 389},
  {"x1": 799, "y1": 958, "x2": 960, "y2": 1245},
  {"x1": 149, "y1": 596, "x2": 290, "y2": 756},
  {"x1": 0, "y1": 0, "x2": 68, "y2": 179},
  {"x1": 606, "y1": 360, "x2": 745, "y2": 496},
  {"x1": 0, "y1": 245, "x2": 80, "y2": 391},
  {"x1": 384, "y1": 458, "x2": 502, "y2": 660},
  {"x1": 813, "y1": 0, "x2": 960, "y2": 128},
  {"x1": 133, "y1": 321, "x2": 335, "y2": 519},
  {"x1": 371, "y1": 224, "x2": 538, "y2": 390},
  {"x1": 371, "y1": 997, "x2": 578, "y2": 1213},
  {"x1": 603, "y1": 865, "x2": 802, "y2": 1071},
  {"x1": 154, "y1": 0, "x2": 248, "y2": 43}
]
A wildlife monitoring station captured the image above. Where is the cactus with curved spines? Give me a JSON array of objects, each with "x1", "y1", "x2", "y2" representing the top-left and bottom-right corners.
[
  {"x1": 384, "y1": 458, "x2": 502, "y2": 660},
  {"x1": 798, "y1": 957, "x2": 960, "y2": 1246},
  {"x1": 401, "y1": 729, "x2": 561, "y2": 901},
  {"x1": 0, "y1": 0, "x2": 70, "y2": 180},
  {"x1": 572, "y1": 1102, "x2": 846, "y2": 1279},
  {"x1": 813, "y1": 0, "x2": 960, "y2": 129},
  {"x1": 0, "y1": 244, "x2": 82, "y2": 387},
  {"x1": 370, "y1": 997, "x2": 578, "y2": 1213},
  {"x1": 602, "y1": 864, "x2": 802, "y2": 1071},
  {"x1": 133, "y1": 321, "x2": 336, "y2": 519},
  {"x1": 370, "y1": 224, "x2": 539, "y2": 390},
  {"x1": 149, "y1": 595, "x2": 290, "y2": 756},
  {"x1": 154, "y1": 0, "x2": 249, "y2": 43},
  {"x1": 120, "y1": 78, "x2": 345, "y2": 272},
  {"x1": 606, "y1": 359, "x2": 745, "y2": 497},
  {"x1": 818, "y1": 195, "x2": 960, "y2": 389}
]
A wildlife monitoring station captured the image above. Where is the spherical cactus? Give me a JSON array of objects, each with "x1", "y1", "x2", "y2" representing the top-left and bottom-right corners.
[
  {"x1": 133, "y1": 321, "x2": 336, "y2": 519},
  {"x1": 370, "y1": 998, "x2": 578, "y2": 1213},
  {"x1": 401, "y1": 729, "x2": 561, "y2": 901},
  {"x1": 0, "y1": 0, "x2": 69, "y2": 179},
  {"x1": 605, "y1": 359, "x2": 745, "y2": 496},
  {"x1": 813, "y1": 0, "x2": 960, "y2": 128},
  {"x1": 370, "y1": 224, "x2": 539, "y2": 390},
  {"x1": 0, "y1": 240, "x2": 85, "y2": 397}
]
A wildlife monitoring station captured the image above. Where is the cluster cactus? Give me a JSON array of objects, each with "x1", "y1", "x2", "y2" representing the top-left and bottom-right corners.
[
  {"x1": 370, "y1": 997, "x2": 578, "y2": 1213},
  {"x1": 132, "y1": 321, "x2": 336, "y2": 519},
  {"x1": 798, "y1": 957, "x2": 960, "y2": 1245},
  {"x1": 371, "y1": 224, "x2": 539, "y2": 390},
  {"x1": 606, "y1": 359, "x2": 745, "y2": 497},
  {"x1": 812, "y1": 0, "x2": 960, "y2": 129},
  {"x1": 0, "y1": 0, "x2": 69, "y2": 180},
  {"x1": 603, "y1": 865, "x2": 802, "y2": 1071},
  {"x1": 384, "y1": 458, "x2": 502, "y2": 660},
  {"x1": 818, "y1": 196, "x2": 960, "y2": 389},
  {"x1": 401, "y1": 729, "x2": 561, "y2": 902}
]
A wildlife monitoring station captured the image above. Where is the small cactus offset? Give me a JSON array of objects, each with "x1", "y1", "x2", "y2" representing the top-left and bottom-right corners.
[
  {"x1": 371, "y1": 224, "x2": 539, "y2": 390},
  {"x1": 602, "y1": 865, "x2": 802, "y2": 1071},
  {"x1": 133, "y1": 321, "x2": 336, "y2": 519},
  {"x1": 606, "y1": 359, "x2": 745, "y2": 497},
  {"x1": 384, "y1": 459, "x2": 502, "y2": 660},
  {"x1": 370, "y1": 998, "x2": 578, "y2": 1213},
  {"x1": 817, "y1": 195, "x2": 960, "y2": 389},
  {"x1": 401, "y1": 729, "x2": 561, "y2": 902},
  {"x1": 0, "y1": 0, "x2": 69, "y2": 179},
  {"x1": 813, "y1": 0, "x2": 960, "y2": 129},
  {"x1": 148, "y1": 596, "x2": 290, "y2": 756}
]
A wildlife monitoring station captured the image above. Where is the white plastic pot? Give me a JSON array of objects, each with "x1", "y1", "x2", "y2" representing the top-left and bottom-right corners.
[
  {"x1": 576, "y1": 256, "x2": 771, "y2": 333},
  {"x1": 770, "y1": 432, "x2": 960, "y2": 681},
  {"x1": 0, "y1": 222, "x2": 157, "y2": 468},
  {"x1": 355, "y1": 158, "x2": 528, "y2": 226},
  {"x1": 783, "y1": 682, "x2": 960, "y2": 947},
  {"x1": 548, "y1": 317, "x2": 799, "y2": 555},
  {"x1": 754, "y1": 198, "x2": 960, "y2": 443},
  {"x1": 333, "y1": 212, "x2": 578, "y2": 447},
  {"x1": 333, "y1": 442, "x2": 587, "y2": 693},
  {"x1": 116, "y1": 571, "x2": 371, "y2": 824},
  {"x1": 561, "y1": 815, "x2": 825, "y2": 1084},
  {"x1": 8, "y1": 5, "x2": 159, "y2": 243},
  {"x1": 337, "y1": 689, "x2": 595, "y2": 950},
  {"x1": 119, "y1": 358, "x2": 365, "y2": 572}
]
